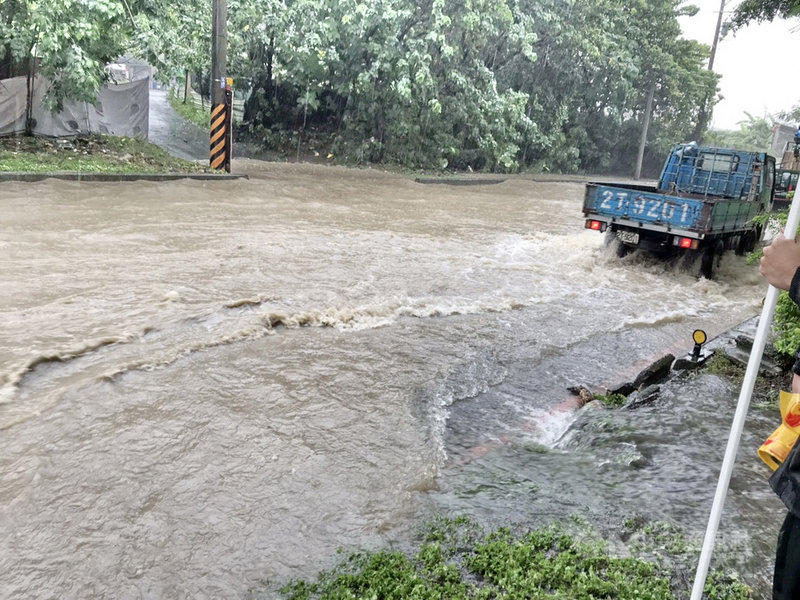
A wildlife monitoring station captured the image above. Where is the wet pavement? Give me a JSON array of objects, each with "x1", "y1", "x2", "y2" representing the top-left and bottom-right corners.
[{"x1": 147, "y1": 88, "x2": 208, "y2": 161}]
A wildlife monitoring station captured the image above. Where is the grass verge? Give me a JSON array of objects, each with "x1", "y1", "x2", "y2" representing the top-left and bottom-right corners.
[
  {"x1": 0, "y1": 134, "x2": 208, "y2": 174},
  {"x1": 275, "y1": 516, "x2": 750, "y2": 600},
  {"x1": 168, "y1": 89, "x2": 210, "y2": 129}
]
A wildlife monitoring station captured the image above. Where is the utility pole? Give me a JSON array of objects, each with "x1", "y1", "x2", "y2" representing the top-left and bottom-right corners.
[
  {"x1": 693, "y1": 0, "x2": 727, "y2": 143},
  {"x1": 634, "y1": 81, "x2": 656, "y2": 180},
  {"x1": 210, "y1": 0, "x2": 230, "y2": 171},
  {"x1": 708, "y1": 0, "x2": 726, "y2": 73}
]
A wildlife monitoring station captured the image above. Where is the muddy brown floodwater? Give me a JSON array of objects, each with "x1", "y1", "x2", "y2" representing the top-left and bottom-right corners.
[{"x1": 0, "y1": 160, "x2": 783, "y2": 598}]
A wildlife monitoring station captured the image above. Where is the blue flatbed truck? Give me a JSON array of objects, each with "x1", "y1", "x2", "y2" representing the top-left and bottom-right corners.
[{"x1": 582, "y1": 143, "x2": 775, "y2": 278}]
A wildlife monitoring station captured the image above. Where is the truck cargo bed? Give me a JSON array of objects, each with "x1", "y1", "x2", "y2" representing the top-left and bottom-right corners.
[{"x1": 584, "y1": 182, "x2": 762, "y2": 235}]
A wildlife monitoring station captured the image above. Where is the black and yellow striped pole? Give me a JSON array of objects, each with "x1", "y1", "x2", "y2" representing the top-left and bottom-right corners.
[
  {"x1": 210, "y1": 78, "x2": 234, "y2": 172},
  {"x1": 210, "y1": 100, "x2": 227, "y2": 171}
]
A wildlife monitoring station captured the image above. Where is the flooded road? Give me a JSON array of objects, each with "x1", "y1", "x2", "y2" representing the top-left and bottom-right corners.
[{"x1": 0, "y1": 162, "x2": 783, "y2": 598}]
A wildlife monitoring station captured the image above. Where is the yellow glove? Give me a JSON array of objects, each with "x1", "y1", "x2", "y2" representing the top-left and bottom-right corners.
[{"x1": 758, "y1": 391, "x2": 800, "y2": 471}]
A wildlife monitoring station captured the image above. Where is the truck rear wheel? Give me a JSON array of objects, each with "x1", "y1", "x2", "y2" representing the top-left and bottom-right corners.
[
  {"x1": 604, "y1": 231, "x2": 631, "y2": 257},
  {"x1": 700, "y1": 241, "x2": 724, "y2": 279},
  {"x1": 736, "y1": 230, "x2": 757, "y2": 255}
]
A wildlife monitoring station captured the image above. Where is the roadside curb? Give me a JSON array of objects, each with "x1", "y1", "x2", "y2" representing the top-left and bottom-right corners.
[
  {"x1": 415, "y1": 177, "x2": 506, "y2": 186},
  {"x1": 604, "y1": 314, "x2": 785, "y2": 400},
  {"x1": 0, "y1": 172, "x2": 248, "y2": 182}
]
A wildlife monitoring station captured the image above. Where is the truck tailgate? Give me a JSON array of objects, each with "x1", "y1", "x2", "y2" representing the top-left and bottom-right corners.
[{"x1": 584, "y1": 183, "x2": 707, "y2": 231}]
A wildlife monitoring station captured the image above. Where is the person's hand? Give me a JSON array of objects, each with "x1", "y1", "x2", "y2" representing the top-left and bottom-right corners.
[
  {"x1": 760, "y1": 233, "x2": 800, "y2": 291},
  {"x1": 793, "y1": 372, "x2": 800, "y2": 394}
]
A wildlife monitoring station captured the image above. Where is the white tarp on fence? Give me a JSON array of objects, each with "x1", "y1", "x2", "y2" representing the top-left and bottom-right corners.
[{"x1": 0, "y1": 75, "x2": 149, "y2": 138}]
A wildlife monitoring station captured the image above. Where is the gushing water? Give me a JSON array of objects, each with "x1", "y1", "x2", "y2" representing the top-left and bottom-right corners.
[{"x1": 0, "y1": 162, "x2": 779, "y2": 598}]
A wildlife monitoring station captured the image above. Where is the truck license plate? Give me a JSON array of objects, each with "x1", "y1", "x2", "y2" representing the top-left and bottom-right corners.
[{"x1": 617, "y1": 230, "x2": 639, "y2": 245}]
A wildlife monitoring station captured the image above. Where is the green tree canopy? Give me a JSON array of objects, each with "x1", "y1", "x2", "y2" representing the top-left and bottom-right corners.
[
  {"x1": 1, "y1": 0, "x2": 725, "y2": 174},
  {"x1": 732, "y1": 0, "x2": 800, "y2": 27},
  {"x1": 128, "y1": 0, "x2": 211, "y2": 84},
  {"x1": 223, "y1": 0, "x2": 717, "y2": 173},
  {"x1": 1, "y1": 0, "x2": 132, "y2": 110}
]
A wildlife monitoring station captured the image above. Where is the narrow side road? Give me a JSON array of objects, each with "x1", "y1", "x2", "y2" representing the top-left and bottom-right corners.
[{"x1": 148, "y1": 88, "x2": 209, "y2": 162}]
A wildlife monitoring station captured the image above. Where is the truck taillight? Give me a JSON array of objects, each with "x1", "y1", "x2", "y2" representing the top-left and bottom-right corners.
[
  {"x1": 586, "y1": 220, "x2": 605, "y2": 232},
  {"x1": 677, "y1": 237, "x2": 699, "y2": 250}
]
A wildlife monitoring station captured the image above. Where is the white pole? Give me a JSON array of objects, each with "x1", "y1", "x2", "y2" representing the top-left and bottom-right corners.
[{"x1": 690, "y1": 191, "x2": 800, "y2": 600}]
